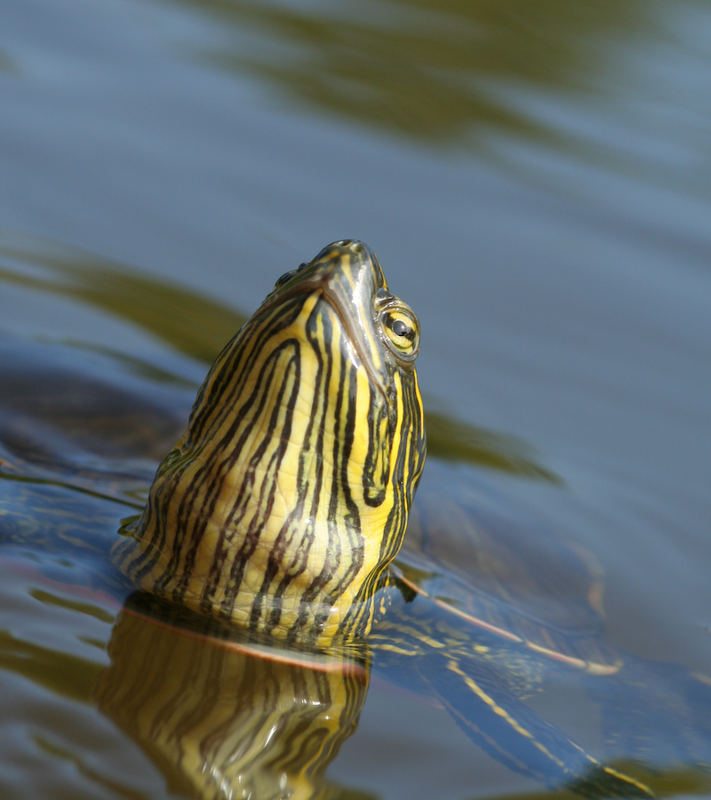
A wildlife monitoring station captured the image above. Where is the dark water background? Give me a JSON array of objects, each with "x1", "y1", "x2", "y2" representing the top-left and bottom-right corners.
[{"x1": 1, "y1": 1, "x2": 711, "y2": 798}]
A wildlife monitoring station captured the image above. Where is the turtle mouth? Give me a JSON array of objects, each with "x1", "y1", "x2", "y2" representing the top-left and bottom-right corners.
[{"x1": 261, "y1": 271, "x2": 388, "y2": 402}]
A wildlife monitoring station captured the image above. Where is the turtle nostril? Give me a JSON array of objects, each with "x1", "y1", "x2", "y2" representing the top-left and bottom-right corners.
[
  {"x1": 343, "y1": 240, "x2": 365, "y2": 255},
  {"x1": 334, "y1": 239, "x2": 364, "y2": 253}
]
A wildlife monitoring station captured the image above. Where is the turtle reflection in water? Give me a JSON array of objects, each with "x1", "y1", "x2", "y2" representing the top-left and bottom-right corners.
[{"x1": 2, "y1": 241, "x2": 711, "y2": 799}]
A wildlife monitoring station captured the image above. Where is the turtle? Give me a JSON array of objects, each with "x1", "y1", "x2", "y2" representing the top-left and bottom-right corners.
[{"x1": 2, "y1": 240, "x2": 711, "y2": 800}]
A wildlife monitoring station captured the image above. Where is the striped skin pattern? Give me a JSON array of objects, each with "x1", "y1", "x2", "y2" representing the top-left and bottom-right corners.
[
  {"x1": 108, "y1": 239, "x2": 653, "y2": 797},
  {"x1": 113, "y1": 240, "x2": 426, "y2": 647},
  {"x1": 98, "y1": 601, "x2": 368, "y2": 800}
]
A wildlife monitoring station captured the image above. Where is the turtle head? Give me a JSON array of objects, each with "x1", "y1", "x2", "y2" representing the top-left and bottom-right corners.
[{"x1": 115, "y1": 240, "x2": 426, "y2": 645}]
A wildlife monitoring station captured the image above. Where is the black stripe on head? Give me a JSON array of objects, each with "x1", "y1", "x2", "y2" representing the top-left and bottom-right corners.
[{"x1": 115, "y1": 241, "x2": 426, "y2": 645}]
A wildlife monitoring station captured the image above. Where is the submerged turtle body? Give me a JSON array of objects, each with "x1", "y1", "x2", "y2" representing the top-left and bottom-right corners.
[
  {"x1": 106, "y1": 240, "x2": 654, "y2": 796},
  {"x1": 2, "y1": 241, "x2": 711, "y2": 798},
  {"x1": 397, "y1": 477, "x2": 624, "y2": 676}
]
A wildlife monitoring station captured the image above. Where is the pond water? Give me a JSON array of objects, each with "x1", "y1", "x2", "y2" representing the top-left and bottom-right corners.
[{"x1": 2, "y1": 1, "x2": 711, "y2": 798}]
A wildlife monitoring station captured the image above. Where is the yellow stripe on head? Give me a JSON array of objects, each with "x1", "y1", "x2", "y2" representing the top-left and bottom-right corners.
[{"x1": 114, "y1": 240, "x2": 426, "y2": 646}]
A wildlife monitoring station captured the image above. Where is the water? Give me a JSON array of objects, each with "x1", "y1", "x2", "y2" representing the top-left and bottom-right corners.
[{"x1": 2, "y1": 0, "x2": 711, "y2": 797}]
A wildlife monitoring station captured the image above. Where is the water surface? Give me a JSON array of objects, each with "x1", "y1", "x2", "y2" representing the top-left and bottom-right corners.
[{"x1": 2, "y1": 1, "x2": 711, "y2": 798}]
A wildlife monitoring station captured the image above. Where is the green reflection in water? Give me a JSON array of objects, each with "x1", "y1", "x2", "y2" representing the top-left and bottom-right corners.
[
  {"x1": 32, "y1": 735, "x2": 154, "y2": 800},
  {"x1": 177, "y1": 0, "x2": 649, "y2": 144},
  {"x1": 0, "y1": 240, "x2": 246, "y2": 365},
  {"x1": 0, "y1": 630, "x2": 103, "y2": 703},
  {"x1": 426, "y1": 409, "x2": 560, "y2": 482},
  {"x1": 0, "y1": 51, "x2": 15, "y2": 74},
  {"x1": 0, "y1": 236, "x2": 558, "y2": 482},
  {"x1": 29, "y1": 589, "x2": 115, "y2": 626},
  {"x1": 486, "y1": 764, "x2": 711, "y2": 800}
]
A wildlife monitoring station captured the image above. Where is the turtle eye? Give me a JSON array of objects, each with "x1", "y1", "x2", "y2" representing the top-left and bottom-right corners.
[
  {"x1": 274, "y1": 270, "x2": 296, "y2": 289},
  {"x1": 380, "y1": 303, "x2": 420, "y2": 362}
]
